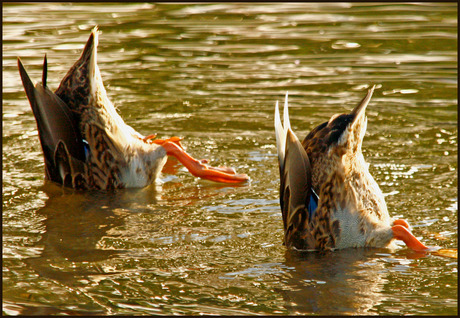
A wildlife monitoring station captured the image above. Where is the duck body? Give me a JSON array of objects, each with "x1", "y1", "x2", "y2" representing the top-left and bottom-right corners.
[
  {"x1": 274, "y1": 88, "x2": 428, "y2": 251},
  {"x1": 18, "y1": 27, "x2": 248, "y2": 190}
]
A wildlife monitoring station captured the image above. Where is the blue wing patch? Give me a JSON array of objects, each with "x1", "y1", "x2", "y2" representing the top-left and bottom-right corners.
[
  {"x1": 83, "y1": 139, "x2": 90, "y2": 160},
  {"x1": 308, "y1": 188, "x2": 319, "y2": 219}
]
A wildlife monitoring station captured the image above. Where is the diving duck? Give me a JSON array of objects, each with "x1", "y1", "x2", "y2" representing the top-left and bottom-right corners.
[
  {"x1": 274, "y1": 87, "x2": 429, "y2": 252},
  {"x1": 18, "y1": 27, "x2": 248, "y2": 190}
]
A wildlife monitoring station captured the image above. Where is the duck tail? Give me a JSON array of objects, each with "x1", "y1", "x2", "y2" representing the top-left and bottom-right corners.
[
  {"x1": 337, "y1": 85, "x2": 375, "y2": 149},
  {"x1": 54, "y1": 26, "x2": 99, "y2": 105}
]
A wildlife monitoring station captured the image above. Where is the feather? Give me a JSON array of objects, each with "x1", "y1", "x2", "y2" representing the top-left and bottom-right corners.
[
  {"x1": 274, "y1": 91, "x2": 318, "y2": 246},
  {"x1": 350, "y1": 85, "x2": 375, "y2": 124},
  {"x1": 19, "y1": 27, "x2": 248, "y2": 189},
  {"x1": 283, "y1": 91, "x2": 291, "y2": 132},
  {"x1": 285, "y1": 129, "x2": 313, "y2": 218},
  {"x1": 17, "y1": 57, "x2": 86, "y2": 183},
  {"x1": 273, "y1": 87, "x2": 425, "y2": 251},
  {"x1": 274, "y1": 100, "x2": 285, "y2": 168}
]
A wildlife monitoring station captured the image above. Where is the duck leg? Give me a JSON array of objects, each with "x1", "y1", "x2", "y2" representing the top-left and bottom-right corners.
[
  {"x1": 142, "y1": 134, "x2": 158, "y2": 142},
  {"x1": 138, "y1": 134, "x2": 247, "y2": 182},
  {"x1": 392, "y1": 224, "x2": 429, "y2": 252},
  {"x1": 158, "y1": 140, "x2": 248, "y2": 183},
  {"x1": 150, "y1": 136, "x2": 183, "y2": 148},
  {"x1": 393, "y1": 219, "x2": 411, "y2": 229}
]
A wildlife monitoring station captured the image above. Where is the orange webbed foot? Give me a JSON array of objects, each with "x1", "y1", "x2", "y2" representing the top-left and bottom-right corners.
[
  {"x1": 142, "y1": 134, "x2": 158, "y2": 142},
  {"x1": 393, "y1": 219, "x2": 411, "y2": 229},
  {"x1": 138, "y1": 134, "x2": 184, "y2": 148},
  {"x1": 392, "y1": 224, "x2": 429, "y2": 252},
  {"x1": 149, "y1": 136, "x2": 184, "y2": 148},
  {"x1": 160, "y1": 141, "x2": 249, "y2": 184}
]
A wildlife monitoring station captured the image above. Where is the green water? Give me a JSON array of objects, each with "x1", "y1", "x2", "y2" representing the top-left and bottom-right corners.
[{"x1": 3, "y1": 3, "x2": 457, "y2": 315}]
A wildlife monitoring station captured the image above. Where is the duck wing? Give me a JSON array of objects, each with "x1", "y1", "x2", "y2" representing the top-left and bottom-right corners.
[
  {"x1": 281, "y1": 129, "x2": 319, "y2": 247},
  {"x1": 18, "y1": 56, "x2": 87, "y2": 186},
  {"x1": 274, "y1": 94, "x2": 318, "y2": 248}
]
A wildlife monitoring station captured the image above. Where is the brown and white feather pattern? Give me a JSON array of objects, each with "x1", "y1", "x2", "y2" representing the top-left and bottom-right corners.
[
  {"x1": 32, "y1": 27, "x2": 166, "y2": 190},
  {"x1": 70, "y1": 28, "x2": 166, "y2": 189},
  {"x1": 275, "y1": 86, "x2": 395, "y2": 251},
  {"x1": 19, "y1": 26, "x2": 250, "y2": 189}
]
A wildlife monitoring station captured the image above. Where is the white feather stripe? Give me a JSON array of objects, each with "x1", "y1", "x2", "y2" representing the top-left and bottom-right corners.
[
  {"x1": 274, "y1": 100, "x2": 286, "y2": 163},
  {"x1": 283, "y1": 91, "x2": 290, "y2": 131},
  {"x1": 274, "y1": 92, "x2": 293, "y2": 165}
]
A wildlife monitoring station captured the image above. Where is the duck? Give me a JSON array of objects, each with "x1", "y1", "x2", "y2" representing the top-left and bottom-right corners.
[
  {"x1": 274, "y1": 87, "x2": 429, "y2": 252},
  {"x1": 17, "y1": 26, "x2": 249, "y2": 190}
]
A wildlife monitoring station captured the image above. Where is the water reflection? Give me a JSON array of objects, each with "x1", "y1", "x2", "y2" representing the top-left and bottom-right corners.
[
  {"x1": 3, "y1": 2, "x2": 457, "y2": 315},
  {"x1": 24, "y1": 182, "x2": 140, "y2": 285},
  {"x1": 22, "y1": 174, "x2": 247, "y2": 283},
  {"x1": 281, "y1": 249, "x2": 388, "y2": 315}
]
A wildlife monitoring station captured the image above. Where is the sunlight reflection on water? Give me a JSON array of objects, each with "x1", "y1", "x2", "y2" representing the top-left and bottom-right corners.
[{"x1": 2, "y1": 2, "x2": 457, "y2": 315}]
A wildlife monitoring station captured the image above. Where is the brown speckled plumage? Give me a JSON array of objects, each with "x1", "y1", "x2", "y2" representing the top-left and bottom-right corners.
[
  {"x1": 275, "y1": 87, "x2": 402, "y2": 251},
  {"x1": 18, "y1": 27, "x2": 168, "y2": 190},
  {"x1": 18, "y1": 27, "x2": 249, "y2": 190}
]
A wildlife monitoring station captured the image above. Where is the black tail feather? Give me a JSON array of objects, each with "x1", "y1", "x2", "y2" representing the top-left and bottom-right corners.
[{"x1": 42, "y1": 54, "x2": 47, "y2": 86}]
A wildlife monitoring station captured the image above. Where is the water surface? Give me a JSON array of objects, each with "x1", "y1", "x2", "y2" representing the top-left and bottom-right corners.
[{"x1": 3, "y1": 3, "x2": 457, "y2": 315}]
